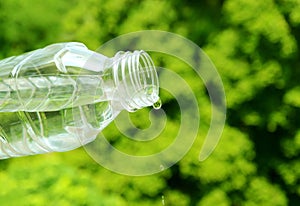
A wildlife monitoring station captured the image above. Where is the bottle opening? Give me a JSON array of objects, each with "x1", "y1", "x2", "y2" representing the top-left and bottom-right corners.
[{"x1": 112, "y1": 51, "x2": 159, "y2": 111}]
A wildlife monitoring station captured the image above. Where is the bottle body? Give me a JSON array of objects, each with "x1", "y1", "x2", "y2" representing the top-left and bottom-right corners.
[
  {"x1": 0, "y1": 102, "x2": 115, "y2": 158},
  {"x1": 0, "y1": 42, "x2": 159, "y2": 159}
]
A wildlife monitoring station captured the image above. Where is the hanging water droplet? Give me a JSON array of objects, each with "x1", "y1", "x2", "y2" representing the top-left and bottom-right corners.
[{"x1": 153, "y1": 98, "x2": 162, "y2": 110}]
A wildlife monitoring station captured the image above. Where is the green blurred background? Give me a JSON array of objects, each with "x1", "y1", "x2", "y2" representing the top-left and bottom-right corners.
[{"x1": 0, "y1": 0, "x2": 300, "y2": 205}]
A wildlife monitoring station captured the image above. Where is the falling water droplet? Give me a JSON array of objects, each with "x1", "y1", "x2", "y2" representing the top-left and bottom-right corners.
[
  {"x1": 153, "y1": 98, "x2": 162, "y2": 110},
  {"x1": 161, "y1": 195, "x2": 165, "y2": 205}
]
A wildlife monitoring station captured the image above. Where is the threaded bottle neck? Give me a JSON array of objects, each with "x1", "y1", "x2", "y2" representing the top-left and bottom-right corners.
[{"x1": 112, "y1": 50, "x2": 159, "y2": 112}]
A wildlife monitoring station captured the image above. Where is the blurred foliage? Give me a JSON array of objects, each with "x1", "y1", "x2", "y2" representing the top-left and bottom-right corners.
[{"x1": 0, "y1": 0, "x2": 300, "y2": 205}]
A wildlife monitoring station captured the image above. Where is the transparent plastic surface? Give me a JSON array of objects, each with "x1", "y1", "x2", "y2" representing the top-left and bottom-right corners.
[
  {"x1": 0, "y1": 42, "x2": 159, "y2": 158},
  {"x1": 0, "y1": 42, "x2": 109, "y2": 112}
]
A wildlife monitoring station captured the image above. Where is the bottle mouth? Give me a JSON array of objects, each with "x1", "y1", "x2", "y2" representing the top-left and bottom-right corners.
[{"x1": 112, "y1": 50, "x2": 159, "y2": 111}]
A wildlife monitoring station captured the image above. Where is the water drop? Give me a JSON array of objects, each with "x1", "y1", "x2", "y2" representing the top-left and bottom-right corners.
[
  {"x1": 153, "y1": 98, "x2": 162, "y2": 110},
  {"x1": 161, "y1": 195, "x2": 165, "y2": 205}
]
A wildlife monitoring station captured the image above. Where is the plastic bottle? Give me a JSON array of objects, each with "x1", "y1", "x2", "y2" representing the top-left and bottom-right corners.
[{"x1": 0, "y1": 42, "x2": 159, "y2": 159}]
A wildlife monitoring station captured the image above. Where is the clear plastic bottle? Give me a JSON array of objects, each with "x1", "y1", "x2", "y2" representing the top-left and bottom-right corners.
[{"x1": 0, "y1": 42, "x2": 159, "y2": 159}]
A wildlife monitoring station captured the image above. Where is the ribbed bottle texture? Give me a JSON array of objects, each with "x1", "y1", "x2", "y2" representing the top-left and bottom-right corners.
[{"x1": 0, "y1": 42, "x2": 159, "y2": 159}]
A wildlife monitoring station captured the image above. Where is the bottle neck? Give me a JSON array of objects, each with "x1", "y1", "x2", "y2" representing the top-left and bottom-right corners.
[
  {"x1": 110, "y1": 50, "x2": 159, "y2": 112},
  {"x1": 59, "y1": 45, "x2": 159, "y2": 112}
]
